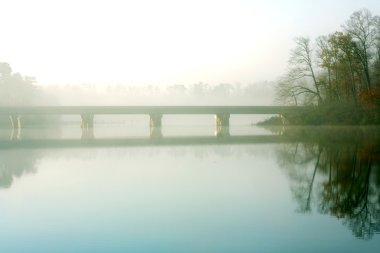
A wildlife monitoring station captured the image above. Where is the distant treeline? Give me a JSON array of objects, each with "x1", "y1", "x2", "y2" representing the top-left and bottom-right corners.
[
  {"x1": 0, "y1": 62, "x2": 274, "y2": 126},
  {"x1": 42, "y1": 82, "x2": 274, "y2": 106},
  {"x1": 0, "y1": 62, "x2": 37, "y2": 105},
  {"x1": 274, "y1": 9, "x2": 380, "y2": 125},
  {"x1": 0, "y1": 61, "x2": 274, "y2": 107},
  {"x1": 0, "y1": 62, "x2": 57, "y2": 126}
]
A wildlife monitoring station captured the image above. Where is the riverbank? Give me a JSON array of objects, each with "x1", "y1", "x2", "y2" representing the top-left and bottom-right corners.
[{"x1": 257, "y1": 103, "x2": 380, "y2": 126}]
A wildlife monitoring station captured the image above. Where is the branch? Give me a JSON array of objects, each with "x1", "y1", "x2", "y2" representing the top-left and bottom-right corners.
[{"x1": 292, "y1": 85, "x2": 319, "y2": 96}]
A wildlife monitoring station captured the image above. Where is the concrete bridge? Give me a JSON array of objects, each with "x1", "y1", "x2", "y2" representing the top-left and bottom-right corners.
[{"x1": 0, "y1": 106, "x2": 307, "y2": 137}]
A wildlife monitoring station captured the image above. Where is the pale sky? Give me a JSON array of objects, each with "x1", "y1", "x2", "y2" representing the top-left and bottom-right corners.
[{"x1": 1, "y1": 0, "x2": 379, "y2": 86}]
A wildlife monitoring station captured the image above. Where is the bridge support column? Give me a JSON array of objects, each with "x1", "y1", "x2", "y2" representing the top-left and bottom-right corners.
[
  {"x1": 215, "y1": 113, "x2": 230, "y2": 127},
  {"x1": 215, "y1": 126, "x2": 230, "y2": 137},
  {"x1": 279, "y1": 114, "x2": 289, "y2": 125},
  {"x1": 150, "y1": 126, "x2": 162, "y2": 139},
  {"x1": 215, "y1": 114, "x2": 230, "y2": 137},
  {"x1": 9, "y1": 114, "x2": 21, "y2": 140},
  {"x1": 81, "y1": 114, "x2": 94, "y2": 139},
  {"x1": 149, "y1": 114, "x2": 162, "y2": 138},
  {"x1": 9, "y1": 115, "x2": 21, "y2": 140},
  {"x1": 81, "y1": 114, "x2": 94, "y2": 129},
  {"x1": 149, "y1": 114, "x2": 162, "y2": 128},
  {"x1": 9, "y1": 115, "x2": 21, "y2": 129}
]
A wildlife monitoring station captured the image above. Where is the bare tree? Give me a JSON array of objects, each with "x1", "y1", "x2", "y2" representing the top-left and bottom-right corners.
[
  {"x1": 275, "y1": 78, "x2": 298, "y2": 105},
  {"x1": 343, "y1": 9, "x2": 378, "y2": 89},
  {"x1": 316, "y1": 35, "x2": 335, "y2": 101},
  {"x1": 276, "y1": 37, "x2": 322, "y2": 105}
]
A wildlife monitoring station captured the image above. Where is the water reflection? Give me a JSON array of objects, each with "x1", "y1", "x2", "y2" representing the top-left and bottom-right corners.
[
  {"x1": 276, "y1": 127, "x2": 380, "y2": 239},
  {"x1": 1, "y1": 126, "x2": 379, "y2": 244},
  {"x1": 81, "y1": 127, "x2": 94, "y2": 140},
  {"x1": 0, "y1": 133, "x2": 294, "y2": 150},
  {"x1": 0, "y1": 149, "x2": 39, "y2": 188},
  {"x1": 149, "y1": 126, "x2": 163, "y2": 139}
]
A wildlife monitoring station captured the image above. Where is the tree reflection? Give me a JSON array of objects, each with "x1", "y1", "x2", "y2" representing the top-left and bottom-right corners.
[
  {"x1": 0, "y1": 150, "x2": 39, "y2": 188},
  {"x1": 277, "y1": 127, "x2": 380, "y2": 239}
]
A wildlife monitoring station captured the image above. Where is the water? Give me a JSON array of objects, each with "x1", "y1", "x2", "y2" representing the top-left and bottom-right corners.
[{"x1": 0, "y1": 122, "x2": 379, "y2": 253}]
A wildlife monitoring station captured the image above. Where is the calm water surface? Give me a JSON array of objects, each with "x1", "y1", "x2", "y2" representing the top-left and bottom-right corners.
[{"x1": 0, "y1": 123, "x2": 379, "y2": 253}]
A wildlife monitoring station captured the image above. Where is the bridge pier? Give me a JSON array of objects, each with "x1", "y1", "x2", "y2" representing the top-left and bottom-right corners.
[
  {"x1": 279, "y1": 114, "x2": 289, "y2": 125},
  {"x1": 215, "y1": 126, "x2": 230, "y2": 137},
  {"x1": 81, "y1": 114, "x2": 94, "y2": 140},
  {"x1": 149, "y1": 114, "x2": 162, "y2": 128},
  {"x1": 9, "y1": 115, "x2": 21, "y2": 140},
  {"x1": 215, "y1": 113, "x2": 230, "y2": 127},
  {"x1": 150, "y1": 127, "x2": 162, "y2": 139},
  {"x1": 10, "y1": 128, "x2": 21, "y2": 140},
  {"x1": 9, "y1": 115, "x2": 21, "y2": 129},
  {"x1": 215, "y1": 114, "x2": 230, "y2": 137},
  {"x1": 81, "y1": 127, "x2": 94, "y2": 140},
  {"x1": 81, "y1": 114, "x2": 94, "y2": 130}
]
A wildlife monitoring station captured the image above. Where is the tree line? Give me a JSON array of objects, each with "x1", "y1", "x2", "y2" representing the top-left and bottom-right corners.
[
  {"x1": 0, "y1": 62, "x2": 37, "y2": 106},
  {"x1": 275, "y1": 9, "x2": 380, "y2": 124}
]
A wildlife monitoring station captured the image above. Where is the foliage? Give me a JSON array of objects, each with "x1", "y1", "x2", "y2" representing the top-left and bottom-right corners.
[
  {"x1": 0, "y1": 62, "x2": 36, "y2": 106},
  {"x1": 275, "y1": 9, "x2": 380, "y2": 125},
  {"x1": 256, "y1": 115, "x2": 283, "y2": 126},
  {"x1": 0, "y1": 62, "x2": 52, "y2": 126}
]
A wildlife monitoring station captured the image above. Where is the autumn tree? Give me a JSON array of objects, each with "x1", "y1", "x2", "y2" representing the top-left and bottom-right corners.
[
  {"x1": 274, "y1": 9, "x2": 380, "y2": 124},
  {"x1": 317, "y1": 32, "x2": 363, "y2": 104}
]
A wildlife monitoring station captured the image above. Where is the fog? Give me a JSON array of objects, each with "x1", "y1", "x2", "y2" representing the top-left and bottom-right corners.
[
  {"x1": 1, "y1": 61, "x2": 274, "y2": 106},
  {"x1": 1, "y1": 2, "x2": 380, "y2": 252},
  {"x1": 41, "y1": 82, "x2": 274, "y2": 106},
  {"x1": 1, "y1": 62, "x2": 274, "y2": 107},
  {"x1": 0, "y1": 62, "x2": 277, "y2": 128}
]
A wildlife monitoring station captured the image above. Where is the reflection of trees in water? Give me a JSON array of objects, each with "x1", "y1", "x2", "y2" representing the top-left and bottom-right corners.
[
  {"x1": 0, "y1": 150, "x2": 39, "y2": 188},
  {"x1": 319, "y1": 144, "x2": 380, "y2": 240},
  {"x1": 277, "y1": 143, "x2": 322, "y2": 212},
  {"x1": 277, "y1": 128, "x2": 380, "y2": 239}
]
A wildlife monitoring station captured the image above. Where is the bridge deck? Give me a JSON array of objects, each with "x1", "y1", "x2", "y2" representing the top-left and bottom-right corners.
[{"x1": 0, "y1": 106, "x2": 307, "y2": 115}]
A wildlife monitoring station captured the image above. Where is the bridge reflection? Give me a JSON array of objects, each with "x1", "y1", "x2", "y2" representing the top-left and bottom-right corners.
[
  {"x1": 0, "y1": 133, "x2": 296, "y2": 149},
  {"x1": 1, "y1": 126, "x2": 378, "y2": 242}
]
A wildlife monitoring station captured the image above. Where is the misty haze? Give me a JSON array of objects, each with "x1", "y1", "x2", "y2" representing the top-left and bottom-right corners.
[{"x1": 1, "y1": 1, "x2": 380, "y2": 253}]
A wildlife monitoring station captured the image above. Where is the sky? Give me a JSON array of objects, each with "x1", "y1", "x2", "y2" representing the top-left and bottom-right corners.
[{"x1": 1, "y1": 0, "x2": 379, "y2": 87}]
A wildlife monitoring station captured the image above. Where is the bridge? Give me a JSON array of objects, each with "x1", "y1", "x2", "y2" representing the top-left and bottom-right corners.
[{"x1": 0, "y1": 106, "x2": 308, "y2": 137}]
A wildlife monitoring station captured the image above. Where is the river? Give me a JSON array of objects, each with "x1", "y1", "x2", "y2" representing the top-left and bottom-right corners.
[{"x1": 0, "y1": 121, "x2": 379, "y2": 253}]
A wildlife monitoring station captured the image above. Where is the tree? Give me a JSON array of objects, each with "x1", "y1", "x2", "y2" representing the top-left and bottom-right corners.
[
  {"x1": 274, "y1": 9, "x2": 380, "y2": 124},
  {"x1": 316, "y1": 35, "x2": 336, "y2": 101},
  {"x1": 373, "y1": 16, "x2": 380, "y2": 87},
  {"x1": 0, "y1": 62, "x2": 36, "y2": 106},
  {"x1": 275, "y1": 77, "x2": 299, "y2": 105},
  {"x1": 0, "y1": 62, "x2": 12, "y2": 78},
  {"x1": 317, "y1": 32, "x2": 363, "y2": 104},
  {"x1": 276, "y1": 37, "x2": 322, "y2": 105},
  {"x1": 190, "y1": 82, "x2": 209, "y2": 96},
  {"x1": 343, "y1": 9, "x2": 378, "y2": 90}
]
